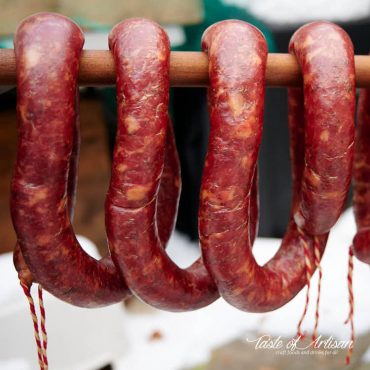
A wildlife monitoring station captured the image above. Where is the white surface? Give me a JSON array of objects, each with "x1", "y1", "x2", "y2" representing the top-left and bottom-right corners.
[
  {"x1": 223, "y1": 0, "x2": 370, "y2": 25},
  {"x1": 0, "y1": 236, "x2": 128, "y2": 370}
]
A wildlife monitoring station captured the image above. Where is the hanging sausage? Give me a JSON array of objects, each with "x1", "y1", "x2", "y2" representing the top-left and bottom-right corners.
[
  {"x1": 11, "y1": 13, "x2": 181, "y2": 307},
  {"x1": 199, "y1": 20, "x2": 355, "y2": 312}
]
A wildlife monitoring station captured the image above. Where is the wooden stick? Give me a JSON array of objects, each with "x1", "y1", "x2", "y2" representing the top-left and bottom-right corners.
[{"x1": 1, "y1": 49, "x2": 370, "y2": 87}]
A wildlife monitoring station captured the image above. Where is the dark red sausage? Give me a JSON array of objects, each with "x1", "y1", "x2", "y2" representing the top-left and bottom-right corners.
[
  {"x1": 199, "y1": 20, "x2": 353, "y2": 312},
  {"x1": 14, "y1": 91, "x2": 80, "y2": 287},
  {"x1": 106, "y1": 18, "x2": 219, "y2": 311},
  {"x1": 352, "y1": 88, "x2": 370, "y2": 264},
  {"x1": 11, "y1": 12, "x2": 126, "y2": 307},
  {"x1": 290, "y1": 22, "x2": 355, "y2": 235},
  {"x1": 11, "y1": 13, "x2": 181, "y2": 307}
]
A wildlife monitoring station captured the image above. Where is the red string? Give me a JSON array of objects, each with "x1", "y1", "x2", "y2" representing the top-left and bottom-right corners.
[
  {"x1": 296, "y1": 231, "x2": 323, "y2": 343},
  {"x1": 297, "y1": 228, "x2": 313, "y2": 339},
  {"x1": 20, "y1": 281, "x2": 45, "y2": 369},
  {"x1": 312, "y1": 237, "x2": 322, "y2": 342},
  {"x1": 345, "y1": 246, "x2": 355, "y2": 365},
  {"x1": 38, "y1": 286, "x2": 48, "y2": 369}
]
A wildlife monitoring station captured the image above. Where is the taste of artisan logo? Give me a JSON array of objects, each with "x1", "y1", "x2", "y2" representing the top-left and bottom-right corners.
[{"x1": 246, "y1": 334, "x2": 353, "y2": 356}]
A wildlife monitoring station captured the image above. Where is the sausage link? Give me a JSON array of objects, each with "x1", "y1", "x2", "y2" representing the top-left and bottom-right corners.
[
  {"x1": 13, "y1": 91, "x2": 80, "y2": 287},
  {"x1": 199, "y1": 20, "x2": 353, "y2": 312},
  {"x1": 106, "y1": 18, "x2": 218, "y2": 311},
  {"x1": 11, "y1": 12, "x2": 127, "y2": 307},
  {"x1": 11, "y1": 13, "x2": 181, "y2": 307},
  {"x1": 290, "y1": 22, "x2": 355, "y2": 235},
  {"x1": 352, "y1": 89, "x2": 370, "y2": 264}
]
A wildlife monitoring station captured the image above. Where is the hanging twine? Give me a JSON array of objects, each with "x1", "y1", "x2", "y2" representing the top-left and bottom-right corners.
[
  {"x1": 20, "y1": 280, "x2": 49, "y2": 369},
  {"x1": 296, "y1": 230, "x2": 323, "y2": 344},
  {"x1": 345, "y1": 246, "x2": 355, "y2": 365},
  {"x1": 297, "y1": 228, "x2": 313, "y2": 339},
  {"x1": 38, "y1": 285, "x2": 48, "y2": 369},
  {"x1": 312, "y1": 237, "x2": 323, "y2": 343}
]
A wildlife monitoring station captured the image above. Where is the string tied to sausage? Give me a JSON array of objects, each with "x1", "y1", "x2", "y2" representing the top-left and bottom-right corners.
[
  {"x1": 19, "y1": 280, "x2": 48, "y2": 369},
  {"x1": 296, "y1": 228, "x2": 313, "y2": 339},
  {"x1": 344, "y1": 245, "x2": 355, "y2": 365},
  {"x1": 296, "y1": 231, "x2": 323, "y2": 343}
]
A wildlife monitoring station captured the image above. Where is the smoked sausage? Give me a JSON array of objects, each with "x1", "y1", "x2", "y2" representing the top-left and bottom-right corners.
[
  {"x1": 290, "y1": 22, "x2": 355, "y2": 235},
  {"x1": 11, "y1": 12, "x2": 127, "y2": 307},
  {"x1": 106, "y1": 18, "x2": 219, "y2": 311},
  {"x1": 199, "y1": 20, "x2": 354, "y2": 312},
  {"x1": 11, "y1": 13, "x2": 181, "y2": 307}
]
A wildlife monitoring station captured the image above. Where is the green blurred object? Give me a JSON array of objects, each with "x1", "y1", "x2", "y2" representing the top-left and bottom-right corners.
[{"x1": 0, "y1": 38, "x2": 13, "y2": 49}]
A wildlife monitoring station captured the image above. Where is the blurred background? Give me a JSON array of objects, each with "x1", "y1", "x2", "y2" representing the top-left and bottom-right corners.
[{"x1": 1, "y1": 1, "x2": 370, "y2": 369}]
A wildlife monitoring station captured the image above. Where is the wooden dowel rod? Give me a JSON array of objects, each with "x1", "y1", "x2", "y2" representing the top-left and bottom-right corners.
[{"x1": 1, "y1": 49, "x2": 370, "y2": 87}]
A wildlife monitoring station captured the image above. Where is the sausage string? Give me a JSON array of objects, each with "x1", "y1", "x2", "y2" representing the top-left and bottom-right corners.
[
  {"x1": 19, "y1": 281, "x2": 48, "y2": 369},
  {"x1": 345, "y1": 246, "x2": 355, "y2": 364}
]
